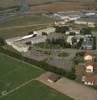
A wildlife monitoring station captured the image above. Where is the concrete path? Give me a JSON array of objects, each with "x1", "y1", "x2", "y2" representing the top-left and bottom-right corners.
[{"x1": 37, "y1": 72, "x2": 97, "y2": 100}]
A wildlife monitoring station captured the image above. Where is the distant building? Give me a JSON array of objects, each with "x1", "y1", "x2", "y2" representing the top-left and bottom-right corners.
[
  {"x1": 31, "y1": 36, "x2": 47, "y2": 45},
  {"x1": 75, "y1": 18, "x2": 97, "y2": 28},
  {"x1": 55, "y1": 20, "x2": 67, "y2": 26},
  {"x1": 68, "y1": 15, "x2": 80, "y2": 21},
  {"x1": 66, "y1": 36, "x2": 74, "y2": 45},
  {"x1": 33, "y1": 27, "x2": 56, "y2": 36},
  {"x1": 6, "y1": 35, "x2": 47, "y2": 52},
  {"x1": 6, "y1": 27, "x2": 56, "y2": 52},
  {"x1": 53, "y1": 11, "x2": 81, "y2": 21},
  {"x1": 82, "y1": 37, "x2": 93, "y2": 50}
]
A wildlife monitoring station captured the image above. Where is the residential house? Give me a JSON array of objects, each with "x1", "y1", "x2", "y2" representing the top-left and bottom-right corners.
[
  {"x1": 85, "y1": 60, "x2": 94, "y2": 73},
  {"x1": 83, "y1": 75, "x2": 95, "y2": 86},
  {"x1": 84, "y1": 52, "x2": 93, "y2": 61}
]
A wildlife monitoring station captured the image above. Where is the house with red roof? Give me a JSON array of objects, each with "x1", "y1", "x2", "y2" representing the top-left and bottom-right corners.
[
  {"x1": 82, "y1": 51, "x2": 95, "y2": 86},
  {"x1": 84, "y1": 75, "x2": 95, "y2": 86},
  {"x1": 85, "y1": 60, "x2": 94, "y2": 73},
  {"x1": 84, "y1": 52, "x2": 93, "y2": 61}
]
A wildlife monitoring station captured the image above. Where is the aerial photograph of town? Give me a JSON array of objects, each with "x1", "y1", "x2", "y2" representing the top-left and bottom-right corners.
[{"x1": 0, "y1": 0, "x2": 97, "y2": 100}]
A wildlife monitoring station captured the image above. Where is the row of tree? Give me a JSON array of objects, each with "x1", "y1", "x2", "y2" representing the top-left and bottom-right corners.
[
  {"x1": 0, "y1": 37, "x2": 5, "y2": 46},
  {"x1": 55, "y1": 26, "x2": 92, "y2": 35},
  {"x1": 0, "y1": 47, "x2": 76, "y2": 80}
]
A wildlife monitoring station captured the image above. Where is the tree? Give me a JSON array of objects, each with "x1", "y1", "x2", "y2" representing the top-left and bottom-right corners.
[
  {"x1": 0, "y1": 37, "x2": 5, "y2": 46},
  {"x1": 66, "y1": 71, "x2": 76, "y2": 80},
  {"x1": 42, "y1": 32, "x2": 48, "y2": 36},
  {"x1": 75, "y1": 38, "x2": 83, "y2": 49},
  {"x1": 80, "y1": 28, "x2": 92, "y2": 35},
  {"x1": 72, "y1": 37, "x2": 77, "y2": 45},
  {"x1": 28, "y1": 31, "x2": 33, "y2": 35},
  {"x1": 55, "y1": 26, "x2": 69, "y2": 33}
]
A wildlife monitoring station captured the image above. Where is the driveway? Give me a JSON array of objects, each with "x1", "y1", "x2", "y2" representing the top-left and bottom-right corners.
[{"x1": 37, "y1": 72, "x2": 97, "y2": 100}]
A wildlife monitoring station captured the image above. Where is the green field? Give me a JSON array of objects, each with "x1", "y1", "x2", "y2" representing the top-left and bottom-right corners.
[
  {"x1": 0, "y1": 53, "x2": 73, "y2": 100},
  {"x1": 0, "y1": 81, "x2": 72, "y2": 100},
  {"x1": 0, "y1": 53, "x2": 44, "y2": 92}
]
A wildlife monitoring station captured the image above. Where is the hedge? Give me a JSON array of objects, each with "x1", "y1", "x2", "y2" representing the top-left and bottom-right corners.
[
  {"x1": 0, "y1": 47, "x2": 76, "y2": 80},
  {"x1": 93, "y1": 37, "x2": 96, "y2": 50}
]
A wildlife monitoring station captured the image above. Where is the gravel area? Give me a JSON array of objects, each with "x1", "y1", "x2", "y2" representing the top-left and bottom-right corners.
[{"x1": 37, "y1": 72, "x2": 97, "y2": 100}]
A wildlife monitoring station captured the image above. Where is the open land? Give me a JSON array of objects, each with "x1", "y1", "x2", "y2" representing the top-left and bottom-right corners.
[
  {"x1": 0, "y1": 0, "x2": 96, "y2": 8},
  {"x1": 0, "y1": 53, "x2": 73, "y2": 100},
  {"x1": 31, "y1": 2, "x2": 97, "y2": 13},
  {"x1": 0, "y1": 1, "x2": 97, "y2": 38},
  {"x1": 38, "y1": 72, "x2": 97, "y2": 100},
  {"x1": 0, "y1": 14, "x2": 54, "y2": 38}
]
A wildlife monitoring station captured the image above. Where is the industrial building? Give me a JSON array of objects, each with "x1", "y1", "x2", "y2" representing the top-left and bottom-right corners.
[
  {"x1": 75, "y1": 16, "x2": 97, "y2": 27},
  {"x1": 6, "y1": 27, "x2": 55, "y2": 52}
]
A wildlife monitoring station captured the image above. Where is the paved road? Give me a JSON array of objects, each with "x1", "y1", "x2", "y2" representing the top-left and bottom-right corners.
[{"x1": 37, "y1": 72, "x2": 97, "y2": 100}]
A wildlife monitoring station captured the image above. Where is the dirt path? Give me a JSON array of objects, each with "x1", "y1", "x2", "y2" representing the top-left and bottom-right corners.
[
  {"x1": 0, "y1": 78, "x2": 36, "y2": 98},
  {"x1": 37, "y1": 72, "x2": 97, "y2": 100}
]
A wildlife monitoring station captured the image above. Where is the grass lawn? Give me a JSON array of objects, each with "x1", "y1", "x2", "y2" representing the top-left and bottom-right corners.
[
  {"x1": 0, "y1": 81, "x2": 73, "y2": 100},
  {"x1": 35, "y1": 42, "x2": 62, "y2": 49},
  {"x1": 0, "y1": 53, "x2": 44, "y2": 92}
]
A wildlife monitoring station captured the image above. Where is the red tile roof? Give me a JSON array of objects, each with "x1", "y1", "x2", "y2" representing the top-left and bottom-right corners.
[
  {"x1": 84, "y1": 51, "x2": 93, "y2": 57},
  {"x1": 85, "y1": 60, "x2": 94, "y2": 67},
  {"x1": 85, "y1": 75, "x2": 95, "y2": 82}
]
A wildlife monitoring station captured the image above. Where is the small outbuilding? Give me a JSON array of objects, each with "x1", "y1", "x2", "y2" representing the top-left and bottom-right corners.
[{"x1": 48, "y1": 73, "x2": 61, "y2": 83}]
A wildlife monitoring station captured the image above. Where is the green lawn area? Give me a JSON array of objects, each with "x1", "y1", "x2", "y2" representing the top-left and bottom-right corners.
[
  {"x1": 0, "y1": 81, "x2": 72, "y2": 100},
  {"x1": 91, "y1": 27, "x2": 97, "y2": 32},
  {"x1": 0, "y1": 53, "x2": 73, "y2": 100},
  {"x1": 35, "y1": 42, "x2": 62, "y2": 49},
  {"x1": 0, "y1": 53, "x2": 44, "y2": 92},
  {"x1": 58, "y1": 52, "x2": 69, "y2": 57}
]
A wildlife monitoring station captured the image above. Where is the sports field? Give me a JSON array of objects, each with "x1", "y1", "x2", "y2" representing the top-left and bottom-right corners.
[{"x1": 0, "y1": 53, "x2": 73, "y2": 100}]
